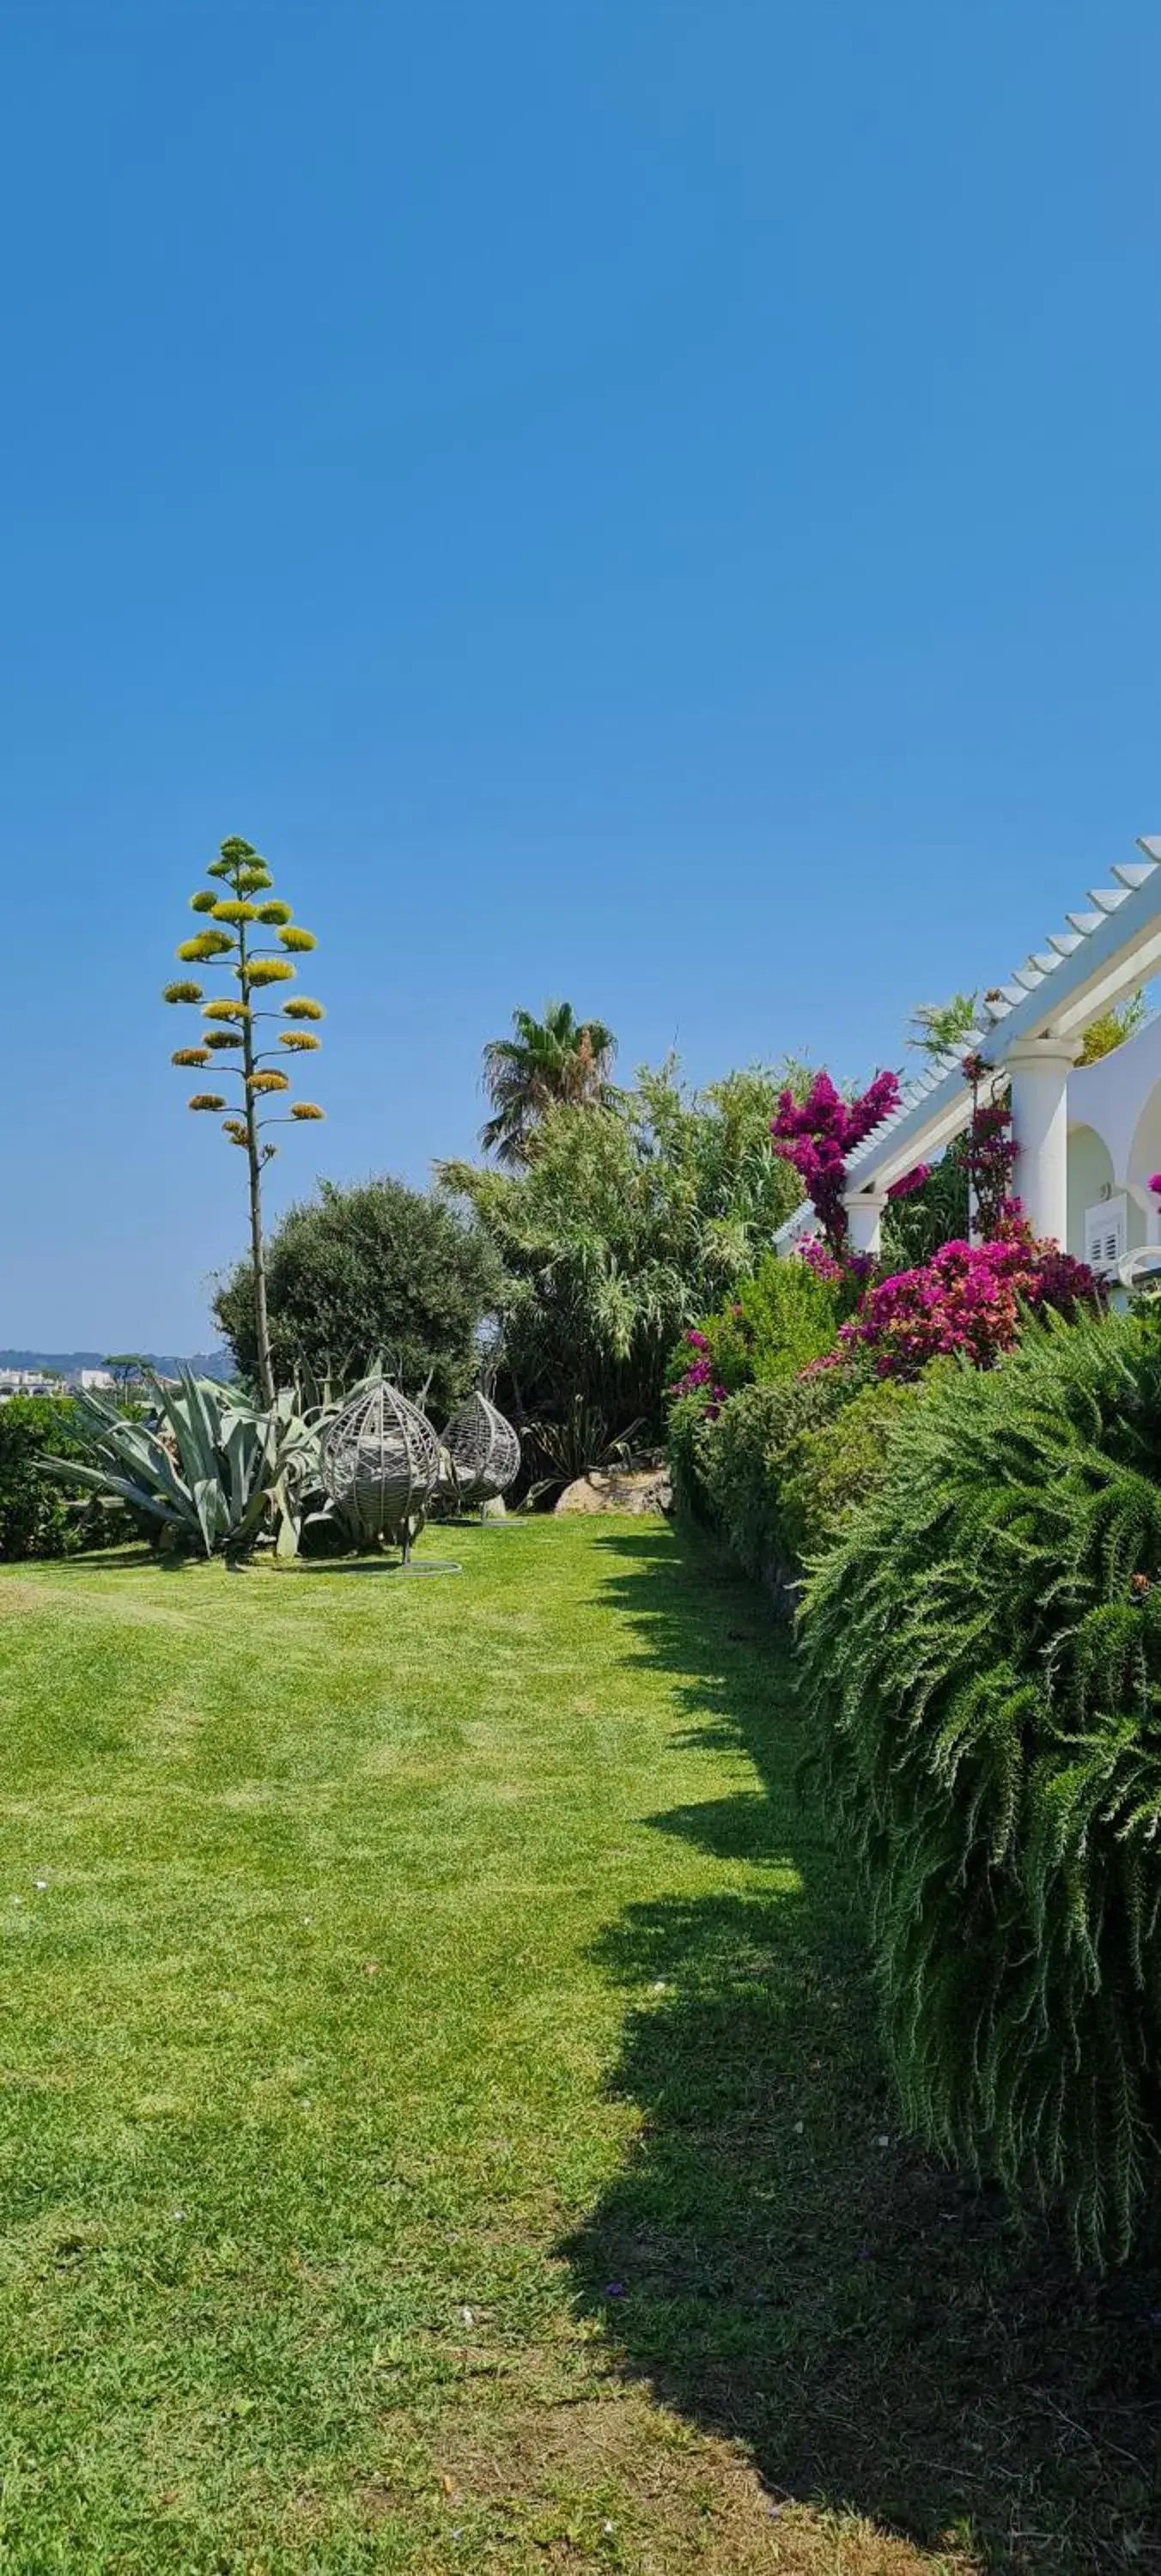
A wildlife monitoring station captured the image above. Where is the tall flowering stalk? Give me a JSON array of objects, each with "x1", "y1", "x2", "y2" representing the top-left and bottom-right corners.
[
  {"x1": 163, "y1": 836, "x2": 325, "y2": 1407},
  {"x1": 770, "y1": 1068, "x2": 901, "y2": 1252}
]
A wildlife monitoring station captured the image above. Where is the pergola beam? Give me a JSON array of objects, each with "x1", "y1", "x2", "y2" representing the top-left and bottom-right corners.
[{"x1": 836, "y1": 835, "x2": 1161, "y2": 1201}]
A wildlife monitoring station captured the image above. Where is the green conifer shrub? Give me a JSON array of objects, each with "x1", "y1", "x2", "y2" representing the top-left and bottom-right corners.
[{"x1": 796, "y1": 1307, "x2": 1161, "y2": 2263}]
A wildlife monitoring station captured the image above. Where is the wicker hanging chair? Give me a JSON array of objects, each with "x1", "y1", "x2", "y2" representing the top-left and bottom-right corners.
[
  {"x1": 320, "y1": 1379, "x2": 440, "y2": 1554},
  {"x1": 441, "y1": 1391, "x2": 520, "y2": 1510}
]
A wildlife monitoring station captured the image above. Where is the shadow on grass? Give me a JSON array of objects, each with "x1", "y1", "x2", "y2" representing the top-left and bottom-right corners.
[
  {"x1": 32, "y1": 1546, "x2": 176, "y2": 1574},
  {"x1": 564, "y1": 1525, "x2": 1161, "y2": 2573}
]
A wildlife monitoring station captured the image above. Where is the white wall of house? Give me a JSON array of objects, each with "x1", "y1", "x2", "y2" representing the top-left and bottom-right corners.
[{"x1": 1067, "y1": 1014, "x2": 1161, "y2": 1272}]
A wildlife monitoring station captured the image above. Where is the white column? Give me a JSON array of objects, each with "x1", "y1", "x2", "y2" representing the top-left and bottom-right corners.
[
  {"x1": 844, "y1": 1188, "x2": 890, "y2": 1255},
  {"x1": 1007, "y1": 1039, "x2": 1081, "y2": 1246}
]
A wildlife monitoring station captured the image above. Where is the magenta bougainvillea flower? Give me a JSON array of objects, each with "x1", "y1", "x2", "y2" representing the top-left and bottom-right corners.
[
  {"x1": 770, "y1": 1068, "x2": 901, "y2": 1252},
  {"x1": 885, "y1": 1163, "x2": 932, "y2": 1201},
  {"x1": 839, "y1": 1214, "x2": 1099, "y2": 1378},
  {"x1": 1149, "y1": 1174, "x2": 1161, "y2": 1197}
]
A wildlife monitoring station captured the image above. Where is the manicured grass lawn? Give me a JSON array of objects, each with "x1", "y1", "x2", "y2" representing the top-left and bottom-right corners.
[{"x1": 0, "y1": 1519, "x2": 1158, "y2": 2573}]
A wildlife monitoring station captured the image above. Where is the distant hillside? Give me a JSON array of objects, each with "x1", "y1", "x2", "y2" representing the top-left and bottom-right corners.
[{"x1": 0, "y1": 1350, "x2": 234, "y2": 1382}]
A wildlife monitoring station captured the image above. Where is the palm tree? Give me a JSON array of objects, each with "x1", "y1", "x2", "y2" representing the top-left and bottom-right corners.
[{"x1": 480, "y1": 1000, "x2": 617, "y2": 1167}]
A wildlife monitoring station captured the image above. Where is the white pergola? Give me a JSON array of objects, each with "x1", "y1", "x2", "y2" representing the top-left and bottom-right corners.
[{"x1": 784, "y1": 835, "x2": 1161, "y2": 1255}]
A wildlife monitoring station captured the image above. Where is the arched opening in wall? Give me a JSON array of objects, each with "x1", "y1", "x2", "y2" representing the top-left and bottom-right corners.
[
  {"x1": 1125, "y1": 1081, "x2": 1161, "y2": 1251},
  {"x1": 1066, "y1": 1124, "x2": 1115, "y2": 1265}
]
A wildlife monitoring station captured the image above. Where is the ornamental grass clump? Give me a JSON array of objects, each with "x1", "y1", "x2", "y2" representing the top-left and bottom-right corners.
[
  {"x1": 797, "y1": 1306, "x2": 1161, "y2": 2263},
  {"x1": 162, "y1": 837, "x2": 325, "y2": 1406}
]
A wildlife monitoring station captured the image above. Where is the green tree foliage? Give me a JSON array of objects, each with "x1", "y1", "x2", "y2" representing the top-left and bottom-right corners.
[
  {"x1": 214, "y1": 1178, "x2": 505, "y2": 1419},
  {"x1": 907, "y1": 990, "x2": 979, "y2": 1062},
  {"x1": 0, "y1": 1398, "x2": 90, "y2": 1559},
  {"x1": 163, "y1": 835, "x2": 325, "y2": 1406},
  {"x1": 797, "y1": 1308, "x2": 1161, "y2": 2263},
  {"x1": 442, "y1": 1063, "x2": 803, "y2": 1459},
  {"x1": 480, "y1": 999, "x2": 618, "y2": 1167},
  {"x1": 1078, "y1": 989, "x2": 1147, "y2": 1066},
  {"x1": 102, "y1": 1353, "x2": 149, "y2": 1394}
]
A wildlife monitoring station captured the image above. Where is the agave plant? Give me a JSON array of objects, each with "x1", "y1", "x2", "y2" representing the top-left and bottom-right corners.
[{"x1": 38, "y1": 1371, "x2": 321, "y2": 1558}]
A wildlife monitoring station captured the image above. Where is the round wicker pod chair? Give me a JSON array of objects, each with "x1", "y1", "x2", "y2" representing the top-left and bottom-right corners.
[
  {"x1": 441, "y1": 1390, "x2": 520, "y2": 1516},
  {"x1": 320, "y1": 1378, "x2": 441, "y2": 1559}
]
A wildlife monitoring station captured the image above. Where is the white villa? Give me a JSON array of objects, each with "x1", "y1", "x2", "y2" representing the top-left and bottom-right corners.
[{"x1": 777, "y1": 833, "x2": 1161, "y2": 1279}]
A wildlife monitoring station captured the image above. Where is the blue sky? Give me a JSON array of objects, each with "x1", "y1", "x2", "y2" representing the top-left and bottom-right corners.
[{"x1": 3, "y1": 0, "x2": 1159, "y2": 1349}]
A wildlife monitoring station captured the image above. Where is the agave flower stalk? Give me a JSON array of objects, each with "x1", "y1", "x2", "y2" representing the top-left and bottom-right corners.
[{"x1": 164, "y1": 836, "x2": 325, "y2": 1406}]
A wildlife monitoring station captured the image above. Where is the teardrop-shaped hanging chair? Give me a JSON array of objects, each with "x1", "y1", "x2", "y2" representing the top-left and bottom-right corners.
[
  {"x1": 320, "y1": 1379, "x2": 440, "y2": 1555},
  {"x1": 441, "y1": 1390, "x2": 520, "y2": 1510}
]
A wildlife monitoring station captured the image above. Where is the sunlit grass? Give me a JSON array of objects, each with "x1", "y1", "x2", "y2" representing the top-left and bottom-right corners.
[{"x1": 0, "y1": 1523, "x2": 1152, "y2": 2572}]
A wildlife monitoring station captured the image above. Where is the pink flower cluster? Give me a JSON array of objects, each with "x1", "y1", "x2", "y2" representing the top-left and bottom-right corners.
[
  {"x1": 666, "y1": 1328, "x2": 728, "y2": 1419},
  {"x1": 771, "y1": 1069, "x2": 902, "y2": 1251},
  {"x1": 885, "y1": 1163, "x2": 931, "y2": 1201},
  {"x1": 966, "y1": 1091, "x2": 1018, "y2": 1234},
  {"x1": 840, "y1": 1215, "x2": 1099, "y2": 1378}
]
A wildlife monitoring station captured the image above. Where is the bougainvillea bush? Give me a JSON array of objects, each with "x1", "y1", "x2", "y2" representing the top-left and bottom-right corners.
[
  {"x1": 770, "y1": 1068, "x2": 900, "y2": 1252},
  {"x1": 840, "y1": 1212, "x2": 1100, "y2": 1379}
]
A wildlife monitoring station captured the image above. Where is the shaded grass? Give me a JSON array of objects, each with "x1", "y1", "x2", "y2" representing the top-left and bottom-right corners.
[
  {"x1": 567, "y1": 1531, "x2": 1161, "y2": 2573},
  {"x1": 0, "y1": 1520, "x2": 1155, "y2": 2569}
]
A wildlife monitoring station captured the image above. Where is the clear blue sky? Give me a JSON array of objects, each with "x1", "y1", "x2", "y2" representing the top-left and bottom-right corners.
[{"x1": 3, "y1": 0, "x2": 1159, "y2": 1350}]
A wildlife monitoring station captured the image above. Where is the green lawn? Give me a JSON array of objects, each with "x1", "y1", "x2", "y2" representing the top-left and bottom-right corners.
[{"x1": 0, "y1": 1521, "x2": 1157, "y2": 2574}]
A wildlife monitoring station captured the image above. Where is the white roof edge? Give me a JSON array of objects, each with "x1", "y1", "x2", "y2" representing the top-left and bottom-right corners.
[{"x1": 781, "y1": 839, "x2": 1161, "y2": 1213}]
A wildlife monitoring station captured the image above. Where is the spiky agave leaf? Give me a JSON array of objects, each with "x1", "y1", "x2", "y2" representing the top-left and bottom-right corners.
[{"x1": 39, "y1": 1370, "x2": 317, "y2": 1558}]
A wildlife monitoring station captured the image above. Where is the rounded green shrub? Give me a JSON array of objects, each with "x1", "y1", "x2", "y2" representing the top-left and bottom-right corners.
[
  {"x1": 0, "y1": 1398, "x2": 86, "y2": 1559},
  {"x1": 778, "y1": 1373, "x2": 928, "y2": 1564},
  {"x1": 696, "y1": 1370, "x2": 851, "y2": 1580},
  {"x1": 666, "y1": 1253, "x2": 847, "y2": 1406},
  {"x1": 797, "y1": 1309, "x2": 1161, "y2": 2263}
]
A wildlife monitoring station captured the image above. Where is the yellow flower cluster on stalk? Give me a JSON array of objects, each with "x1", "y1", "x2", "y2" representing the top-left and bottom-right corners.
[{"x1": 162, "y1": 834, "x2": 325, "y2": 1406}]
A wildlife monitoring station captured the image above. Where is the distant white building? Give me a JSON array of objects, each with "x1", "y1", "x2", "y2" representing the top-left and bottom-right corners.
[
  {"x1": 0, "y1": 1369, "x2": 64, "y2": 1400},
  {"x1": 0, "y1": 1364, "x2": 115, "y2": 1402},
  {"x1": 776, "y1": 833, "x2": 1161, "y2": 1281}
]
